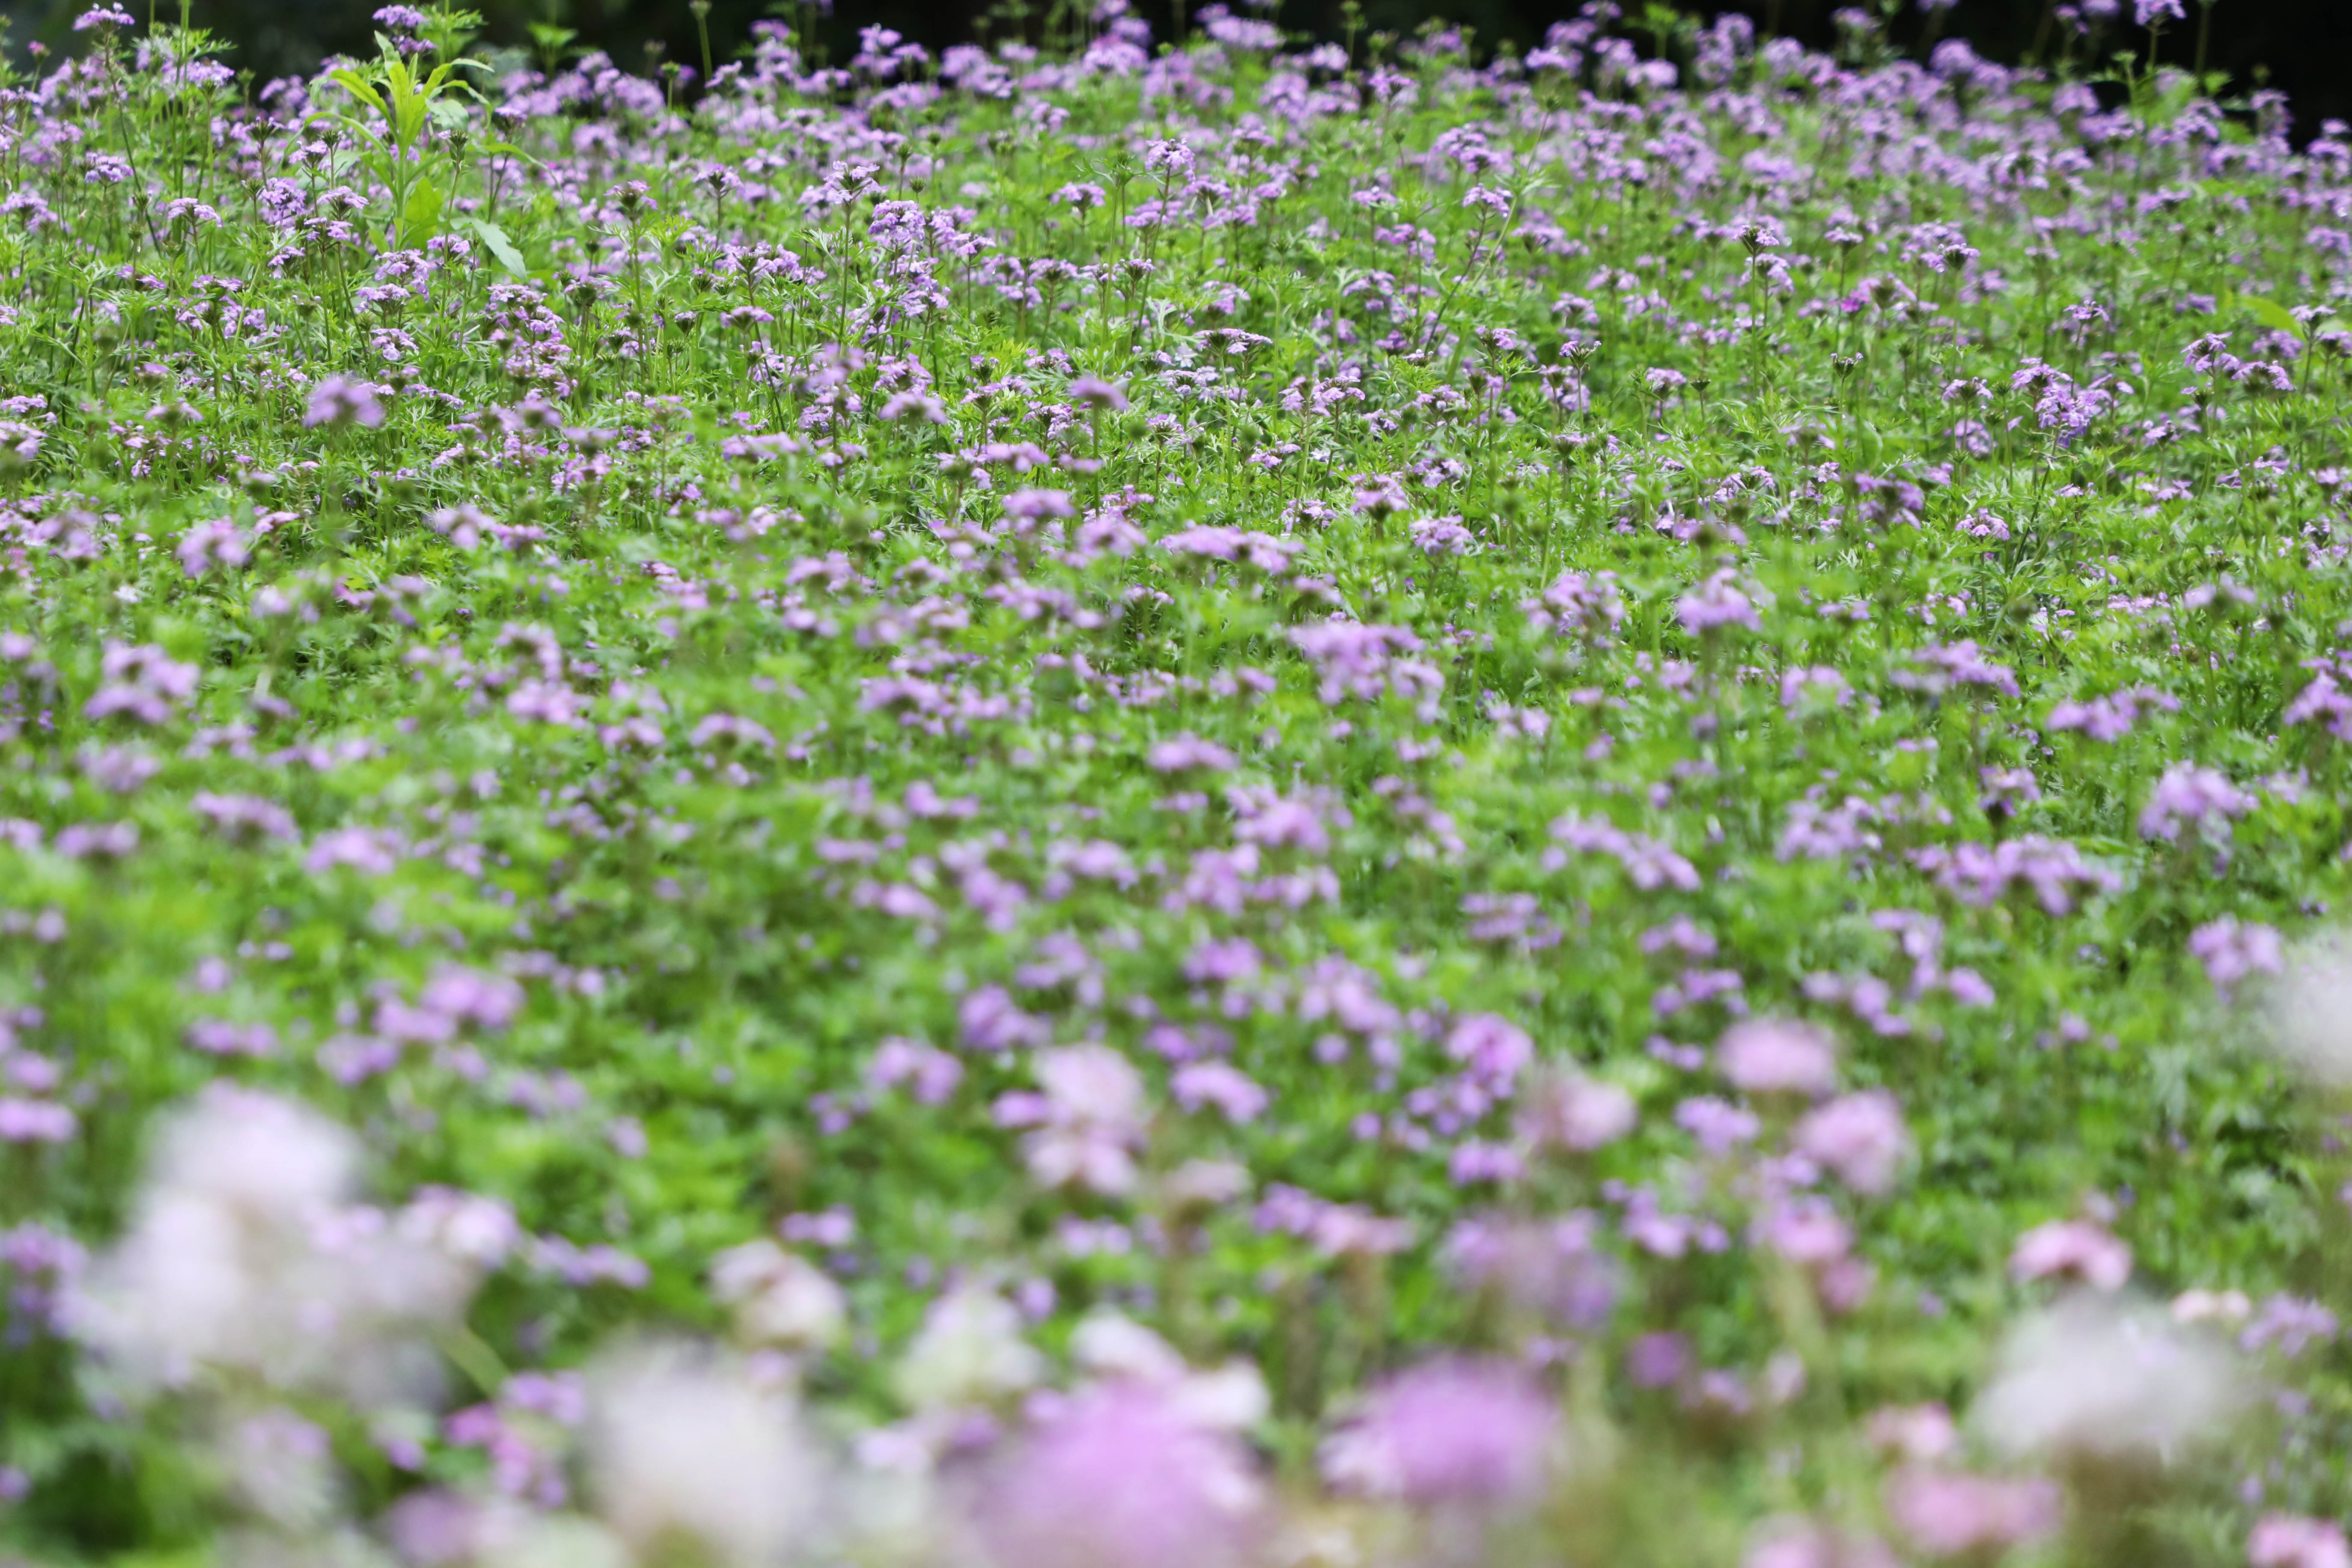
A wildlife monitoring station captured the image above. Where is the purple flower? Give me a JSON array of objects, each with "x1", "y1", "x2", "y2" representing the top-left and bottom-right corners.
[
  {"x1": 1445, "y1": 1215, "x2": 1619, "y2": 1329},
  {"x1": 2189, "y1": 916, "x2": 2284, "y2": 995},
  {"x1": 1626, "y1": 1331, "x2": 1694, "y2": 1388},
  {"x1": 0, "y1": 1097, "x2": 75, "y2": 1143},
  {"x1": 1170, "y1": 1061, "x2": 1268, "y2": 1123},
  {"x1": 2134, "y1": 0, "x2": 2184, "y2": 22},
  {"x1": 1522, "y1": 570, "x2": 1625, "y2": 643},
  {"x1": 1445, "y1": 1013, "x2": 1534, "y2": 1088},
  {"x1": 1146, "y1": 734, "x2": 1235, "y2": 774},
  {"x1": 1676, "y1": 1095, "x2": 1760, "y2": 1154},
  {"x1": 303, "y1": 376, "x2": 384, "y2": 430},
  {"x1": 879, "y1": 390, "x2": 947, "y2": 424},
  {"x1": 2239, "y1": 1294, "x2": 2338, "y2": 1359},
  {"x1": 2139, "y1": 763, "x2": 2254, "y2": 842},
  {"x1": 176, "y1": 518, "x2": 252, "y2": 577},
  {"x1": 1408, "y1": 515, "x2": 1476, "y2": 556},
  {"x1": 1676, "y1": 571, "x2": 1762, "y2": 635},
  {"x1": 1320, "y1": 1358, "x2": 1560, "y2": 1506},
  {"x1": 1003, "y1": 488, "x2": 1075, "y2": 521},
  {"x1": 1744, "y1": 1520, "x2": 1901, "y2": 1568}
]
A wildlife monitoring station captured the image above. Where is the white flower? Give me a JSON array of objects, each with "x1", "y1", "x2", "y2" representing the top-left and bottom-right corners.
[
  {"x1": 588, "y1": 1342, "x2": 817, "y2": 1568},
  {"x1": 894, "y1": 1286, "x2": 1043, "y2": 1410},
  {"x1": 71, "y1": 1088, "x2": 479, "y2": 1408},
  {"x1": 1072, "y1": 1309, "x2": 1188, "y2": 1383},
  {"x1": 2266, "y1": 930, "x2": 2352, "y2": 1086},
  {"x1": 152, "y1": 1084, "x2": 358, "y2": 1215},
  {"x1": 1973, "y1": 1294, "x2": 2246, "y2": 1466},
  {"x1": 500, "y1": 1516, "x2": 634, "y2": 1568},
  {"x1": 1020, "y1": 1045, "x2": 1149, "y2": 1196},
  {"x1": 221, "y1": 1407, "x2": 340, "y2": 1533},
  {"x1": 710, "y1": 1241, "x2": 848, "y2": 1351},
  {"x1": 1070, "y1": 1310, "x2": 1268, "y2": 1431}
]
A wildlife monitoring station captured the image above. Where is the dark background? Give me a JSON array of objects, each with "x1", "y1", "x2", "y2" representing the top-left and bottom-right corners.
[{"x1": 11, "y1": 0, "x2": 2349, "y2": 137}]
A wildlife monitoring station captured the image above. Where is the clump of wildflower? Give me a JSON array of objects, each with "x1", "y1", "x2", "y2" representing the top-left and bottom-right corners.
[{"x1": 1320, "y1": 1358, "x2": 1562, "y2": 1508}]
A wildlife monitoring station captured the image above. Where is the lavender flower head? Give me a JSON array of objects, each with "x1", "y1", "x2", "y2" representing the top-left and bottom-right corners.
[
  {"x1": 303, "y1": 375, "x2": 385, "y2": 430},
  {"x1": 1882, "y1": 1470, "x2": 2062, "y2": 1564},
  {"x1": 2009, "y1": 1218, "x2": 2133, "y2": 1291},
  {"x1": 1744, "y1": 1519, "x2": 1901, "y2": 1568},
  {"x1": 1002, "y1": 1044, "x2": 1148, "y2": 1196}
]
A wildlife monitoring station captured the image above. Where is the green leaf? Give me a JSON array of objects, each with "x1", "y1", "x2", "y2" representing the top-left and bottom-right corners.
[
  {"x1": 2230, "y1": 291, "x2": 2305, "y2": 339},
  {"x1": 466, "y1": 217, "x2": 527, "y2": 278},
  {"x1": 325, "y1": 66, "x2": 385, "y2": 113},
  {"x1": 399, "y1": 178, "x2": 447, "y2": 247}
]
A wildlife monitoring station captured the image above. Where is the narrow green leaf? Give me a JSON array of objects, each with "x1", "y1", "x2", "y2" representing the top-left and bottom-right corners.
[{"x1": 467, "y1": 217, "x2": 527, "y2": 278}]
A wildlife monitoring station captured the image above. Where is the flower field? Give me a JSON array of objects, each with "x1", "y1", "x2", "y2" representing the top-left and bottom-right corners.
[{"x1": 3, "y1": 0, "x2": 2352, "y2": 1562}]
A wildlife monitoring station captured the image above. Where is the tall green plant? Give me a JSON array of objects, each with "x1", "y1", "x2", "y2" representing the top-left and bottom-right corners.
[{"x1": 316, "y1": 40, "x2": 483, "y2": 251}]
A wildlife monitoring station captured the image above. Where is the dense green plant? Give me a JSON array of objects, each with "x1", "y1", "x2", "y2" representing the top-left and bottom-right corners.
[{"x1": 0, "y1": 2, "x2": 2347, "y2": 1565}]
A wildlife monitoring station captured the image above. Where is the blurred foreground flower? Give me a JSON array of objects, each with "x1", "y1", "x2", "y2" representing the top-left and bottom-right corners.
[
  {"x1": 70, "y1": 1086, "x2": 485, "y2": 1408},
  {"x1": 587, "y1": 1342, "x2": 819, "y2": 1568},
  {"x1": 1972, "y1": 1293, "x2": 2246, "y2": 1469},
  {"x1": 1320, "y1": 1357, "x2": 1563, "y2": 1508},
  {"x1": 972, "y1": 1383, "x2": 1262, "y2": 1568},
  {"x1": 896, "y1": 1285, "x2": 1045, "y2": 1410},
  {"x1": 709, "y1": 1240, "x2": 847, "y2": 1352},
  {"x1": 2266, "y1": 930, "x2": 2352, "y2": 1086}
]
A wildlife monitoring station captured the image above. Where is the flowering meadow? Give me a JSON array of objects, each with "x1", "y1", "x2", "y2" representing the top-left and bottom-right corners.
[{"x1": 9, "y1": 0, "x2": 2352, "y2": 1562}]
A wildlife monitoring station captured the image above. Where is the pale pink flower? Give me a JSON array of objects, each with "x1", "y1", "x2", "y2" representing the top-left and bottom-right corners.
[
  {"x1": 2009, "y1": 1218, "x2": 2132, "y2": 1291},
  {"x1": 1794, "y1": 1091, "x2": 1909, "y2": 1195},
  {"x1": 1716, "y1": 1019, "x2": 1839, "y2": 1098}
]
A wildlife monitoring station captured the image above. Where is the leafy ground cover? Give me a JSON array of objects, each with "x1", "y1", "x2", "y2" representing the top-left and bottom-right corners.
[{"x1": 3, "y1": 2, "x2": 2352, "y2": 1564}]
